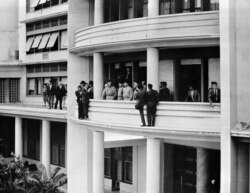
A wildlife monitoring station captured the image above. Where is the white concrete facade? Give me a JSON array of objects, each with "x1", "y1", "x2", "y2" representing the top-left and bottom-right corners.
[{"x1": 1, "y1": 0, "x2": 250, "y2": 193}]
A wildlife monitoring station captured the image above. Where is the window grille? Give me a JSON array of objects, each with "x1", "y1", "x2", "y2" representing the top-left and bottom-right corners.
[
  {"x1": 59, "y1": 17, "x2": 67, "y2": 25},
  {"x1": 27, "y1": 66, "x2": 35, "y2": 73},
  {"x1": 59, "y1": 63, "x2": 67, "y2": 72},
  {"x1": 51, "y1": 64, "x2": 59, "y2": 72},
  {"x1": 35, "y1": 66, "x2": 42, "y2": 73},
  {"x1": 34, "y1": 23, "x2": 42, "y2": 30},
  {"x1": 42, "y1": 20, "x2": 50, "y2": 28},
  {"x1": 0, "y1": 79, "x2": 5, "y2": 103},
  {"x1": 51, "y1": 19, "x2": 59, "y2": 27},
  {"x1": 9, "y1": 79, "x2": 19, "y2": 103},
  {"x1": 42, "y1": 65, "x2": 50, "y2": 72}
]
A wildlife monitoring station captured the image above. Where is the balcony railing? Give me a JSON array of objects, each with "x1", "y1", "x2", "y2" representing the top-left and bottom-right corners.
[{"x1": 74, "y1": 100, "x2": 221, "y2": 133}]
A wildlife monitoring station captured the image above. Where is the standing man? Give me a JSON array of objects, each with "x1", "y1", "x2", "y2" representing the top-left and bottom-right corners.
[
  {"x1": 208, "y1": 81, "x2": 220, "y2": 106},
  {"x1": 146, "y1": 84, "x2": 159, "y2": 127},
  {"x1": 102, "y1": 80, "x2": 117, "y2": 100},
  {"x1": 54, "y1": 81, "x2": 67, "y2": 110},
  {"x1": 135, "y1": 84, "x2": 147, "y2": 126},
  {"x1": 47, "y1": 80, "x2": 56, "y2": 109},
  {"x1": 88, "y1": 80, "x2": 94, "y2": 99},
  {"x1": 159, "y1": 81, "x2": 171, "y2": 101},
  {"x1": 185, "y1": 85, "x2": 200, "y2": 102},
  {"x1": 75, "y1": 85, "x2": 83, "y2": 119},
  {"x1": 81, "y1": 82, "x2": 90, "y2": 119},
  {"x1": 122, "y1": 81, "x2": 133, "y2": 101}
]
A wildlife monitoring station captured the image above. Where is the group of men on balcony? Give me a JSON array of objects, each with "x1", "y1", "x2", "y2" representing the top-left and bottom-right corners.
[
  {"x1": 75, "y1": 79, "x2": 220, "y2": 126},
  {"x1": 42, "y1": 80, "x2": 67, "y2": 110}
]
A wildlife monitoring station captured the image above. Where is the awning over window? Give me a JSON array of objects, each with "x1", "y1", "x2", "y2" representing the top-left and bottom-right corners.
[
  {"x1": 30, "y1": 0, "x2": 40, "y2": 8},
  {"x1": 39, "y1": 0, "x2": 47, "y2": 4},
  {"x1": 46, "y1": 32, "x2": 59, "y2": 48},
  {"x1": 25, "y1": 37, "x2": 35, "y2": 52},
  {"x1": 31, "y1": 35, "x2": 43, "y2": 48},
  {"x1": 38, "y1": 33, "x2": 51, "y2": 49},
  {"x1": 60, "y1": 31, "x2": 68, "y2": 49}
]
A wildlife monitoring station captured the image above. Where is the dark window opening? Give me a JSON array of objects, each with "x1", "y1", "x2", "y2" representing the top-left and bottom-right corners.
[
  {"x1": 51, "y1": 122, "x2": 66, "y2": 167},
  {"x1": 23, "y1": 119, "x2": 41, "y2": 161}
]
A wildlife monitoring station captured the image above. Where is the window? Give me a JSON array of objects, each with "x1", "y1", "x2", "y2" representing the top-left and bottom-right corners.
[
  {"x1": 23, "y1": 119, "x2": 41, "y2": 160},
  {"x1": 29, "y1": 0, "x2": 65, "y2": 12},
  {"x1": 104, "y1": 149, "x2": 112, "y2": 178},
  {"x1": 0, "y1": 79, "x2": 5, "y2": 103},
  {"x1": 123, "y1": 147, "x2": 132, "y2": 183},
  {"x1": 143, "y1": 0, "x2": 148, "y2": 17},
  {"x1": 104, "y1": 147, "x2": 133, "y2": 184},
  {"x1": 27, "y1": 16, "x2": 67, "y2": 32},
  {"x1": 26, "y1": 30, "x2": 66, "y2": 54},
  {"x1": 160, "y1": 0, "x2": 175, "y2": 15},
  {"x1": 9, "y1": 79, "x2": 20, "y2": 103},
  {"x1": 0, "y1": 117, "x2": 15, "y2": 157},
  {"x1": 210, "y1": 0, "x2": 219, "y2": 10},
  {"x1": 51, "y1": 122, "x2": 66, "y2": 167}
]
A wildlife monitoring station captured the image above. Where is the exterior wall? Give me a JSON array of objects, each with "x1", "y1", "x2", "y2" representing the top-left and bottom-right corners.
[
  {"x1": 0, "y1": 0, "x2": 18, "y2": 62},
  {"x1": 137, "y1": 144, "x2": 146, "y2": 193},
  {"x1": 235, "y1": 0, "x2": 250, "y2": 122}
]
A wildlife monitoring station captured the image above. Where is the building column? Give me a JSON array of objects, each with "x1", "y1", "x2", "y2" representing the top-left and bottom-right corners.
[
  {"x1": 15, "y1": 116, "x2": 22, "y2": 158},
  {"x1": 146, "y1": 138, "x2": 161, "y2": 193},
  {"x1": 93, "y1": 131, "x2": 104, "y2": 193},
  {"x1": 196, "y1": 148, "x2": 209, "y2": 193},
  {"x1": 147, "y1": 48, "x2": 159, "y2": 91},
  {"x1": 94, "y1": 0, "x2": 104, "y2": 25},
  {"x1": 93, "y1": 53, "x2": 104, "y2": 99},
  {"x1": 148, "y1": 0, "x2": 160, "y2": 17},
  {"x1": 42, "y1": 120, "x2": 50, "y2": 176},
  {"x1": 220, "y1": 0, "x2": 237, "y2": 192}
]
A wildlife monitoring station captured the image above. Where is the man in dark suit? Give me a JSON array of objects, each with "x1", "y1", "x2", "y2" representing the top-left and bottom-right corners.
[
  {"x1": 159, "y1": 81, "x2": 171, "y2": 101},
  {"x1": 75, "y1": 85, "x2": 83, "y2": 119},
  {"x1": 81, "y1": 82, "x2": 90, "y2": 119},
  {"x1": 54, "y1": 81, "x2": 67, "y2": 110},
  {"x1": 185, "y1": 85, "x2": 201, "y2": 102},
  {"x1": 135, "y1": 84, "x2": 147, "y2": 126},
  {"x1": 146, "y1": 84, "x2": 159, "y2": 127},
  {"x1": 47, "y1": 80, "x2": 56, "y2": 109},
  {"x1": 208, "y1": 81, "x2": 220, "y2": 106}
]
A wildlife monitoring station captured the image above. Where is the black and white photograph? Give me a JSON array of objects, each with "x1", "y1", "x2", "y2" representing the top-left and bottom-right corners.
[{"x1": 0, "y1": 0, "x2": 247, "y2": 193}]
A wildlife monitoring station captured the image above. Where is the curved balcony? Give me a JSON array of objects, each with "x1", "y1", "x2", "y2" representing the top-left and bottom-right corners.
[
  {"x1": 72, "y1": 11, "x2": 219, "y2": 55},
  {"x1": 71, "y1": 100, "x2": 221, "y2": 138}
]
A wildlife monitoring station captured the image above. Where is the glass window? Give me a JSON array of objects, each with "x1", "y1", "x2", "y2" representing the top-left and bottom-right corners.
[
  {"x1": 9, "y1": 79, "x2": 20, "y2": 103},
  {"x1": 160, "y1": 0, "x2": 175, "y2": 15},
  {"x1": 210, "y1": 0, "x2": 219, "y2": 10},
  {"x1": 104, "y1": 149, "x2": 112, "y2": 178},
  {"x1": 51, "y1": 122, "x2": 66, "y2": 167},
  {"x1": 0, "y1": 79, "x2": 5, "y2": 103},
  {"x1": 23, "y1": 119, "x2": 41, "y2": 160}
]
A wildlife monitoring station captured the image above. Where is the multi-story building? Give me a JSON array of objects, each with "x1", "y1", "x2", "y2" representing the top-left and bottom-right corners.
[
  {"x1": 1, "y1": 0, "x2": 250, "y2": 193},
  {"x1": 0, "y1": 0, "x2": 68, "y2": 189}
]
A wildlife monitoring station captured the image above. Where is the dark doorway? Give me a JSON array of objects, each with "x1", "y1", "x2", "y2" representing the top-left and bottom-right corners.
[
  {"x1": 0, "y1": 116, "x2": 15, "y2": 157},
  {"x1": 178, "y1": 64, "x2": 201, "y2": 101},
  {"x1": 173, "y1": 145, "x2": 197, "y2": 193}
]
